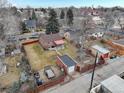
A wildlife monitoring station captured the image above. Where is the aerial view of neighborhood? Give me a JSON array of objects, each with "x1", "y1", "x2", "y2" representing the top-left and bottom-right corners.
[{"x1": 0, "y1": 0, "x2": 124, "y2": 93}]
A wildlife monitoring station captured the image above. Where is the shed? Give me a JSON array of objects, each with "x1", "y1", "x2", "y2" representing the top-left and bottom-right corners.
[
  {"x1": 56, "y1": 55, "x2": 77, "y2": 74},
  {"x1": 91, "y1": 45, "x2": 110, "y2": 58}
]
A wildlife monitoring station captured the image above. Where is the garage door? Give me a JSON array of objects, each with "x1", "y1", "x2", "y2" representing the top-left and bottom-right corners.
[{"x1": 68, "y1": 66, "x2": 75, "y2": 73}]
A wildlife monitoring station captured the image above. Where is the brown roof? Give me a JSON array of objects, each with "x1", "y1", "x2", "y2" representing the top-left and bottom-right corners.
[{"x1": 39, "y1": 33, "x2": 63, "y2": 49}]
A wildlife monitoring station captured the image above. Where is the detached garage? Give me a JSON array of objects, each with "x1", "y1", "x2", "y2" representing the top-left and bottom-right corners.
[
  {"x1": 91, "y1": 45, "x2": 110, "y2": 59},
  {"x1": 56, "y1": 55, "x2": 77, "y2": 74}
]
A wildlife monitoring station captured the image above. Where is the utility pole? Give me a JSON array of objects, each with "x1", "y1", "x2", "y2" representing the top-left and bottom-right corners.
[{"x1": 89, "y1": 52, "x2": 98, "y2": 92}]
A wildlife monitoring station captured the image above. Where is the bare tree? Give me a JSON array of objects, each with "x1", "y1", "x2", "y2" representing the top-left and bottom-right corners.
[
  {"x1": 76, "y1": 15, "x2": 93, "y2": 61},
  {"x1": 112, "y1": 10, "x2": 124, "y2": 32},
  {"x1": 0, "y1": 0, "x2": 21, "y2": 46},
  {"x1": 81, "y1": 16, "x2": 92, "y2": 35},
  {"x1": 79, "y1": 15, "x2": 93, "y2": 44},
  {"x1": 0, "y1": 0, "x2": 8, "y2": 8},
  {"x1": 117, "y1": 17, "x2": 124, "y2": 31},
  {"x1": 26, "y1": 5, "x2": 32, "y2": 19},
  {"x1": 103, "y1": 11, "x2": 115, "y2": 32}
]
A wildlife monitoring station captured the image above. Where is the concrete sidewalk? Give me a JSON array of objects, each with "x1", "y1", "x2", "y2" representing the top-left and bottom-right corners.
[{"x1": 41, "y1": 58, "x2": 124, "y2": 93}]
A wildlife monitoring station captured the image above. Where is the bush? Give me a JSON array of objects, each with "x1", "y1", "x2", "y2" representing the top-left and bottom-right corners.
[
  {"x1": 76, "y1": 43, "x2": 81, "y2": 48},
  {"x1": 100, "y1": 39, "x2": 105, "y2": 43}
]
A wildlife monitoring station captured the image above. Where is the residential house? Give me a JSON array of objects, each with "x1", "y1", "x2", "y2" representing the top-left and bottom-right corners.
[
  {"x1": 24, "y1": 19, "x2": 36, "y2": 32},
  {"x1": 35, "y1": 11, "x2": 45, "y2": 18},
  {"x1": 80, "y1": 8, "x2": 102, "y2": 16},
  {"x1": 89, "y1": 31, "x2": 104, "y2": 38},
  {"x1": 39, "y1": 33, "x2": 64, "y2": 50},
  {"x1": 92, "y1": 16, "x2": 103, "y2": 25}
]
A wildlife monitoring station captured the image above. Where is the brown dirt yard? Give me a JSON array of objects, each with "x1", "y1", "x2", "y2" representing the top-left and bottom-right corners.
[
  {"x1": 24, "y1": 43, "x2": 58, "y2": 71},
  {"x1": 0, "y1": 56, "x2": 21, "y2": 88},
  {"x1": 24, "y1": 41, "x2": 77, "y2": 71}
]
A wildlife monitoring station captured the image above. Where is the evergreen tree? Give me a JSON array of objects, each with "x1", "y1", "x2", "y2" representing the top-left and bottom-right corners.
[
  {"x1": 60, "y1": 9, "x2": 65, "y2": 19},
  {"x1": 66, "y1": 8, "x2": 74, "y2": 26},
  {"x1": 46, "y1": 9, "x2": 59, "y2": 34},
  {"x1": 32, "y1": 10, "x2": 37, "y2": 20},
  {"x1": 21, "y1": 22, "x2": 26, "y2": 30}
]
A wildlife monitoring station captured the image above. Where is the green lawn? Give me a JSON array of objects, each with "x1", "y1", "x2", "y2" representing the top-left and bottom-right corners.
[{"x1": 58, "y1": 41, "x2": 77, "y2": 59}]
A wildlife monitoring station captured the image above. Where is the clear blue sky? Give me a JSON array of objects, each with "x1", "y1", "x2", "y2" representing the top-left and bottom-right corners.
[{"x1": 10, "y1": 0, "x2": 124, "y2": 8}]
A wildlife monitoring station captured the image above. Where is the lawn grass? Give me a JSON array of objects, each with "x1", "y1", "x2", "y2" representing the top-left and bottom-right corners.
[
  {"x1": 24, "y1": 43, "x2": 57, "y2": 71},
  {"x1": 58, "y1": 41, "x2": 77, "y2": 59},
  {"x1": 24, "y1": 41, "x2": 77, "y2": 71}
]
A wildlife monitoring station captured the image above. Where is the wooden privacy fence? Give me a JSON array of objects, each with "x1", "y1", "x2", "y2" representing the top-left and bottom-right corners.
[
  {"x1": 22, "y1": 39, "x2": 38, "y2": 46},
  {"x1": 27, "y1": 73, "x2": 66, "y2": 93}
]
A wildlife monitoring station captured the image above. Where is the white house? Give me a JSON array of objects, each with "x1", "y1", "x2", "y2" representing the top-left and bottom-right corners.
[
  {"x1": 91, "y1": 32, "x2": 104, "y2": 38},
  {"x1": 92, "y1": 16, "x2": 103, "y2": 25}
]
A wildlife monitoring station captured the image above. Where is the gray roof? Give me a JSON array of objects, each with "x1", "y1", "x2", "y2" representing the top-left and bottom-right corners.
[
  {"x1": 113, "y1": 39, "x2": 124, "y2": 46},
  {"x1": 101, "y1": 75, "x2": 124, "y2": 93},
  {"x1": 24, "y1": 19, "x2": 36, "y2": 28},
  {"x1": 59, "y1": 55, "x2": 76, "y2": 67}
]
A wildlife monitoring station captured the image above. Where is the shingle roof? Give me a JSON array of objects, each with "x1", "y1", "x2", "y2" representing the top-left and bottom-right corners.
[
  {"x1": 59, "y1": 55, "x2": 76, "y2": 67},
  {"x1": 24, "y1": 19, "x2": 36, "y2": 28},
  {"x1": 39, "y1": 33, "x2": 63, "y2": 49}
]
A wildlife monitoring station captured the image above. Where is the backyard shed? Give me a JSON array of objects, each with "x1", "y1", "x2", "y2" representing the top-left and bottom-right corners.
[
  {"x1": 91, "y1": 45, "x2": 110, "y2": 59},
  {"x1": 56, "y1": 55, "x2": 77, "y2": 74}
]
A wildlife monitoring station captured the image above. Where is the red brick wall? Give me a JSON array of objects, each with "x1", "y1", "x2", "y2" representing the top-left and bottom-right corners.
[
  {"x1": 27, "y1": 74, "x2": 65, "y2": 93},
  {"x1": 78, "y1": 61, "x2": 105, "y2": 73},
  {"x1": 56, "y1": 57, "x2": 68, "y2": 74}
]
